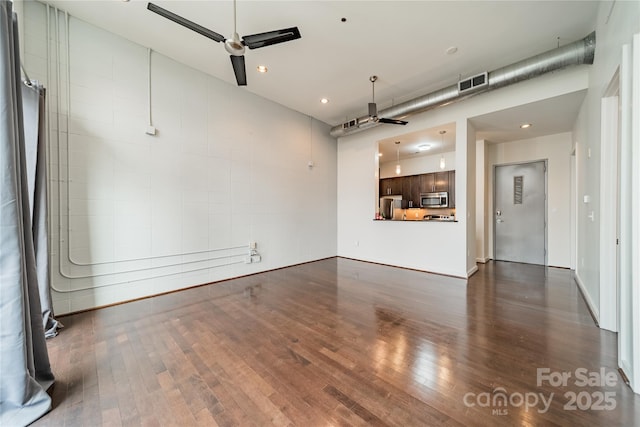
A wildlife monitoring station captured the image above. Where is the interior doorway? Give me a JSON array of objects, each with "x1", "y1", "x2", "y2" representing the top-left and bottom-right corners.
[{"x1": 493, "y1": 160, "x2": 547, "y2": 265}]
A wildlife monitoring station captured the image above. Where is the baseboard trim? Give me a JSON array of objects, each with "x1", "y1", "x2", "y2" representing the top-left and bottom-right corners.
[
  {"x1": 574, "y1": 271, "x2": 600, "y2": 326},
  {"x1": 467, "y1": 265, "x2": 479, "y2": 277},
  {"x1": 337, "y1": 256, "x2": 468, "y2": 279},
  {"x1": 58, "y1": 256, "x2": 337, "y2": 318},
  {"x1": 476, "y1": 257, "x2": 490, "y2": 263}
]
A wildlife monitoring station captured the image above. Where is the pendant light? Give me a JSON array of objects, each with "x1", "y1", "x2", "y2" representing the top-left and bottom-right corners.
[
  {"x1": 439, "y1": 130, "x2": 446, "y2": 170},
  {"x1": 395, "y1": 141, "x2": 401, "y2": 175}
]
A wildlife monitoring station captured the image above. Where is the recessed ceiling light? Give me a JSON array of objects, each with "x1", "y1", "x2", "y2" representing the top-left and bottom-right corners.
[
  {"x1": 520, "y1": 123, "x2": 532, "y2": 129},
  {"x1": 446, "y1": 46, "x2": 458, "y2": 55},
  {"x1": 256, "y1": 65, "x2": 268, "y2": 73},
  {"x1": 417, "y1": 144, "x2": 431, "y2": 151},
  {"x1": 320, "y1": 98, "x2": 329, "y2": 104}
]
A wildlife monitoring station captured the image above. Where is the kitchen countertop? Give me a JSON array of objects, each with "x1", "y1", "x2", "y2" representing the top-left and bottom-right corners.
[{"x1": 373, "y1": 218, "x2": 458, "y2": 222}]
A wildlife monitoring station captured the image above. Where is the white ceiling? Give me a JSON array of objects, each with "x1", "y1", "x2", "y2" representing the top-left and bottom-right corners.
[
  {"x1": 378, "y1": 122, "x2": 456, "y2": 162},
  {"x1": 472, "y1": 90, "x2": 587, "y2": 143},
  {"x1": 41, "y1": 0, "x2": 599, "y2": 131}
]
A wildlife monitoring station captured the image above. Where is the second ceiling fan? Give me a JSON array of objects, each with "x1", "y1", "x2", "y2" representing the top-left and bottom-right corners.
[
  {"x1": 367, "y1": 76, "x2": 408, "y2": 126},
  {"x1": 147, "y1": 1, "x2": 301, "y2": 86}
]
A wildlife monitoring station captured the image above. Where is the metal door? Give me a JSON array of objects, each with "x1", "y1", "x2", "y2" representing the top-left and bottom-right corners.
[{"x1": 494, "y1": 160, "x2": 547, "y2": 265}]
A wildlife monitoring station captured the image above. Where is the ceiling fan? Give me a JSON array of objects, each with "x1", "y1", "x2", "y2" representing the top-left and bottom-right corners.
[
  {"x1": 367, "y1": 76, "x2": 408, "y2": 126},
  {"x1": 147, "y1": 1, "x2": 301, "y2": 86}
]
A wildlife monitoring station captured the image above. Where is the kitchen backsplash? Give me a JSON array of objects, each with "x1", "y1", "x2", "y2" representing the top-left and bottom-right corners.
[{"x1": 393, "y1": 208, "x2": 456, "y2": 221}]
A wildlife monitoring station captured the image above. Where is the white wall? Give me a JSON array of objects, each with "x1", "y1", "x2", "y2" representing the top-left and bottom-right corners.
[
  {"x1": 337, "y1": 65, "x2": 589, "y2": 278},
  {"x1": 573, "y1": 0, "x2": 639, "y2": 320},
  {"x1": 475, "y1": 140, "x2": 489, "y2": 262},
  {"x1": 338, "y1": 128, "x2": 467, "y2": 277},
  {"x1": 484, "y1": 133, "x2": 573, "y2": 268},
  {"x1": 572, "y1": 0, "x2": 640, "y2": 390},
  {"x1": 464, "y1": 120, "x2": 477, "y2": 275},
  {"x1": 379, "y1": 151, "x2": 455, "y2": 178},
  {"x1": 23, "y1": 3, "x2": 337, "y2": 314}
]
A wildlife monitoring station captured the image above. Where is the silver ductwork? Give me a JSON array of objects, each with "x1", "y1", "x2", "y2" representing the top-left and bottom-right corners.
[{"x1": 330, "y1": 31, "x2": 595, "y2": 138}]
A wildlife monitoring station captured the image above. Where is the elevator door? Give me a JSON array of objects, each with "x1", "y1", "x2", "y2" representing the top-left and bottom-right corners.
[{"x1": 494, "y1": 160, "x2": 547, "y2": 265}]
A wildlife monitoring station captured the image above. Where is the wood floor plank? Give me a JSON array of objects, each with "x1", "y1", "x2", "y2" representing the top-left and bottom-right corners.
[{"x1": 34, "y1": 258, "x2": 640, "y2": 426}]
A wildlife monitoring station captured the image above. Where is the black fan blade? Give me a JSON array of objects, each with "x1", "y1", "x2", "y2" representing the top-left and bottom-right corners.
[
  {"x1": 147, "y1": 3, "x2": 226, "y2": 43},
  {"x1": 230, "y1": 55, "x2": 247, "y2": 86},
  {"x1": 379, "y1": 118, "x2": 409, "y2": 125},
  {"x1": 242, "y1": 27, "x2": 301, "y2": 49}
]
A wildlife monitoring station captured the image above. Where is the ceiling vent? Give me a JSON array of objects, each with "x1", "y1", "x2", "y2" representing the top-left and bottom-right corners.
[
  {"x1": 458, "y1": 72, "x2": 488, "y2": 94},
  {"x1": 342, "y1": 118, "x2": 359, "y2": 130}
]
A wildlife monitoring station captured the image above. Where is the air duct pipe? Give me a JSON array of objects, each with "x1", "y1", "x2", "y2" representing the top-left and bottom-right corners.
[{"x1": 330, "y1": 31, "x2": 595, "y2": 138}]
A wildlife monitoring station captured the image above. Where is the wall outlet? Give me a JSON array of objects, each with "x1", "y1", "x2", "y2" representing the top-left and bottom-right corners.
[
  {"x1": 244, "y1": 256, "x2": 252, "y2": 264},
  {"x1": 251, "y1": 255, "x2": 261, "y2": 263},
  {"x1": 145, "y1": 125, "x2": 157, "y2": 136}
]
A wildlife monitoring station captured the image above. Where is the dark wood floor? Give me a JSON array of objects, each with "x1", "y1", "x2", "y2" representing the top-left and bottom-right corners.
[{"x1": 34, "y1": 258, "x2": 639, "y2": 426}]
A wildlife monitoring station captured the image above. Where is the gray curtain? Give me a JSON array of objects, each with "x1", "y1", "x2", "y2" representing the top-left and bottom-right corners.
[
  {"x1": 22, "y1": 76, "x2": 59, "y2": 339},
  {"x1": 1, "y1": 1, "x2": 55, "y2": 425}
]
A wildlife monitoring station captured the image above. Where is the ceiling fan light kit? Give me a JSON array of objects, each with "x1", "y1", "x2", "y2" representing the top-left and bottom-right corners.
[{"x1": 147, "y1": 1, "x2": 301, "y2": 86}]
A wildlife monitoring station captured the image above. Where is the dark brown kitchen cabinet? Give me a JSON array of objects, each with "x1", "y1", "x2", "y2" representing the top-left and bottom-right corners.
[
  {"x1": 434, "y1": 172, "x2": 449, "y2": 192},
  {"x1": 402, "y1": 177, "x2": 412, "y2": 205},
  {"x1": 379, "y1": 178, "x2": 389, "y2": 196},
  {"x1": 420, "y1": 171, "x2": 449, "y2": 193},
  {"x1": 380, "y1": 171, "x2": 455, "y2": 207},
  {"x1": 448, "y1": 170, "x2": 456, "y2": 208},
  {"x1": 380, "y1": 177, "x2": 403, "y2": 196},
  {"x1": 421, "y1": 173, "x2": 434, "y2": 194},
  {"x1": 409, "y1": 175, "x2": 422, "y2": 207}
]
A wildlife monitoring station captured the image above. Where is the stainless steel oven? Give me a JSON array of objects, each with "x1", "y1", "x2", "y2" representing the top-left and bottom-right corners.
[{"x1": 420, "y1": 192, "x2": 448, "y2": 208}]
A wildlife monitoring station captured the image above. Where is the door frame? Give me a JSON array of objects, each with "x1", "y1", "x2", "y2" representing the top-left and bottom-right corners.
[
  {"x1": 617, "y1": 34, "x2": 640, "y2": 393},
  {"x1": 599, "y1": 71, "x2": 620, "y2": 333},
  {"x1": 493, "y1": 159, "x2": 548, "y2": 265}
]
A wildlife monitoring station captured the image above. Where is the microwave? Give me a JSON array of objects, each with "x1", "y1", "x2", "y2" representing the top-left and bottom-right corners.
[{"x1": 420, "y1": 192, "x2": 448, "y2": 208}]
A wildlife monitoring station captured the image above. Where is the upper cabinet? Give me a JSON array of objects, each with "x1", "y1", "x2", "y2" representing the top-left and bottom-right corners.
[
  {"x1": 421, "y1": 171, "x2": 449, "y2": 193},
  {"x1": 379, "y1": 177, "x2": 403, "y2": 196},
  {"x1": 448, "y1": 170, "x2": 456, "y2": 208},
  {"x1": 380, "y1": 171, "x2": 455, "y2": 208},
  {"x1": 409, "y1": 175, "x2": 422, "y2": 207}
]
